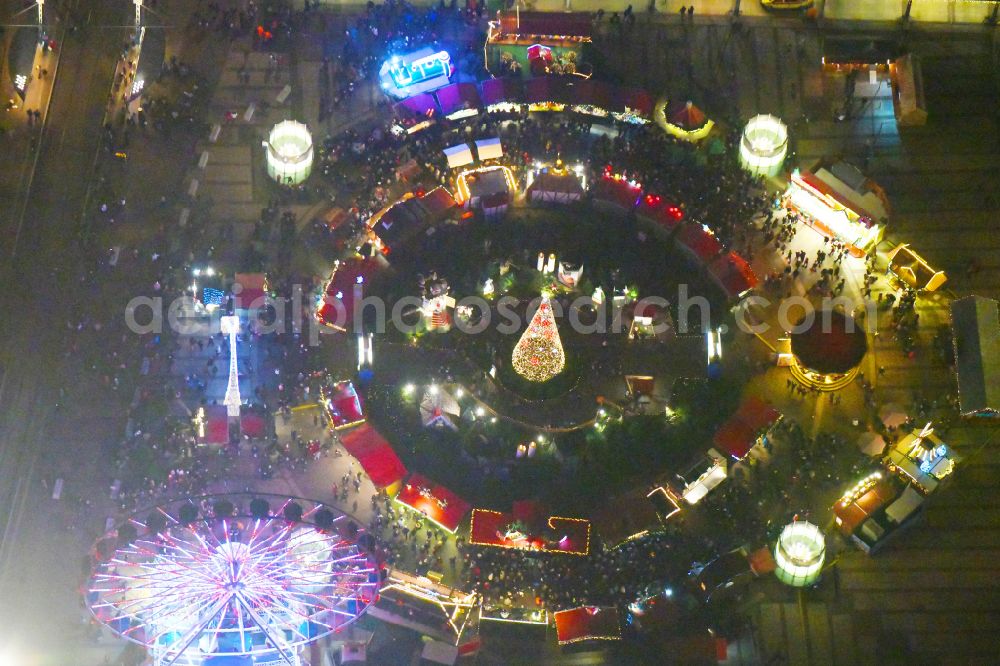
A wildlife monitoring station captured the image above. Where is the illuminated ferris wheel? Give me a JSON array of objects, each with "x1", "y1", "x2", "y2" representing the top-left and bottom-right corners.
[{"x1": 86, "y1": 494, "x2": 379, "y2": 666}]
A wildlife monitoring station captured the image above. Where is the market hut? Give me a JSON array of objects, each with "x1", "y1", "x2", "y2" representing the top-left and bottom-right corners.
[
  {"x1": 707, "y1": 252, "x2": 759, "y2": 301},
  {"x1": 712, "y1": 397, "x2": 782, "y2": 461},
  {"x1": 340, "y1": 424, "x2": 408, "y2": 491},
  {"x1": 526, "y1": 161, "x2": 585, "y2": 204},
  {"x1": 554, "y1": 607, "x2": 622, "y2": 645},
  {"x1": 950, "y1": 295, "x2": 1000, "y2": 417},
  {"x1": 316, "y1": 257, "x2": 383, "y2": 332},
  {"x1": 788, "y1": 309, "x2": 868, "y2": 391},
  {"x1": 480, "y1": 77, "x2": 524, "y2": 112},
  {"x1": 435, "y1": 82, "x2": 481, "y2": 119},
  {"x1": 592, "y1": 171, "x2": 641, "y2": 213},
  {"x1": 395, "y1": 474, "x2": 471, "y2": 533},
  {"x1": 321, "y1": 380, "x2": 366, "y2": 430}
]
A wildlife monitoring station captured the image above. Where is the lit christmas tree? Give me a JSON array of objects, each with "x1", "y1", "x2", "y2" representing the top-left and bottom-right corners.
[{"x1": 512, "y1": 296, "x2": 565, "y2": 383}]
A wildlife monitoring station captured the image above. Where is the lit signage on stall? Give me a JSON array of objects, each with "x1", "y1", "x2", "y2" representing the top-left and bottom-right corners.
[{"x1": 387, "y1": 50, "x2": 452, "y2": 89}]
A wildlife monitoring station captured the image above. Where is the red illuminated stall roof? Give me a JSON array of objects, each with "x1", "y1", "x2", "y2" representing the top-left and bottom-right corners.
[
  {"x1": 592, "y1": 175, "x2": 641, "y2": 211},
  {"x1": 636, "y1": 194, "x2": 685, "y2": 231},
  {"x1": 198, "y1": 404, "x2": 230, "y2": 445},
  {"x1": 340, "y1": 424, "x2": 407, "y2": 488},
  {"x1": 677, "y1": 225, "x2": 723, "y2": 262},
  {"x1": 708, "y1": 251, "x2": 759, "y2": 299},
  {"x1": 396, "y1": 474, "x2": 471, "y2": 533},
  {"x1": 554, "y1": 606, "x2": 621, "y2": 645},
  {"x1": 323, "y1": 381, "x2": 365, "y2": 429},
  {"x1": 497, "y1": 11, "x2": 593, "y2": 39},
  {"x1": 469, "y1": 508, "x2": 590, "y2": 555},
  {"x1": 316, "y1": 258, "x2": 382, "y2": 331},
  {"x1": 713, "y1": 397, "x2": 781, "y2": 460},
  {"x1": 615, "y1": 88, "x2": 654, "y2": 117}
]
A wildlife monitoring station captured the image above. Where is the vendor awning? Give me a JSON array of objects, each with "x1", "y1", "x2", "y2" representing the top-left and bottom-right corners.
[
  {"x1": 592, "y1": 176, "x2": 640, "y2": 211},
  {"x1": 234, "y1": 272, "x2": 267, "y2": 309},
  {"x1": 525, "y1": 77, "x2": 572, "y2": 105},
  {"x1": 677, "y1": 225, "x2": 723, "y2": 263},
  {"x1": 396, "y1": 474, "x2": 471, "y2": 532},
  {"x1": 708, "y1": 252, "x2": 759, "y2": 299},
  {"x1": 554, "y1": 606, "x2": 621, "y2": 645},
  {"x1": 396, "y1": 92, "x2": 439, "y2": 118},
  {"x1": 435, "y1": 82, "x2": 481, "y2": 117},
  {"x1": 444, "y1": 143, "x2": 475, "y2": 169},
  {"x1": 480, "y1": 77, "x2": 523, "y2": 106},
  {"x1": 950, "y1": 295, "x2": 1000, "y2": 416},
  {"x1": 340, "y1": 424, "x2": 407, "y2": 488},
  {"x1": 615, "y1": 88, "x2": 654, "y2": 118},
  {"x1": 474, "y1": 137, "x2": 504, "y2": 161},
  {"x1": 713, "y1": 397, "x2": 781, "y2": 460}
]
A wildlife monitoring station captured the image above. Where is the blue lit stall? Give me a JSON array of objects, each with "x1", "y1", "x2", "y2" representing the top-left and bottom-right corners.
[{"x1": 378, "y1": 47, "x2": 453, "y2": 100}]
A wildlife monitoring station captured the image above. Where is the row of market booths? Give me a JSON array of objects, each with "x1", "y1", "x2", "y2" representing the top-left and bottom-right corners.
[
  {"x1": 327, "y1": 413, "x2": 607, "y2": 656},
  {"x1": 593, "y1": 171, "x2": 760, "y2": 301},
  {"x1": 393, "y1": 77, "x2": 657, "y2": 129}
]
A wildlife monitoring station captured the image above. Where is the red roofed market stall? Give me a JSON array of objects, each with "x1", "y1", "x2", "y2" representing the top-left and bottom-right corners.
[
  {"x1": 340, "y1": 424, "x2": 408, "y2": 490},
  {"x1": 713, "y1": 397, "x2": 782, "y2": 460},
  {"x1": 553, "y1": 606, "x2": 622, "y2": 645},
  {"x1": 592, "y1": 172, "x2": 641, "y2": 213},
  {"x1": 395, "y1": 474, "x2": 471, "y2": 533},
  {"x1": 321, "y1": 381, "x2": 365, "y2": 430},
  {"x1": 708, "y1": 252, "x2": 759, "y2": 300},
  {"x1": 469, "y1": 505, "x2": 590, "y2": 555}
]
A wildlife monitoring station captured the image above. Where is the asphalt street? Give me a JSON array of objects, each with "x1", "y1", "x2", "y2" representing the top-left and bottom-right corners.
[{"x1": 0, "y1": 0, "x2": 128, "y2": 658}]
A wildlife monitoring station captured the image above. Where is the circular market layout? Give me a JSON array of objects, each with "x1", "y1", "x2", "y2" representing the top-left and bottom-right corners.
[{"x1": 57, "y1": 5, "x2": 988, "y2": 663}]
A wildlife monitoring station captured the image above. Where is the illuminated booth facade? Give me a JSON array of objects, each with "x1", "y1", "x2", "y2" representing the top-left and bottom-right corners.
[
  {"x1": 784, "y1": 161, "x2": 888, "y2": 257},
  {"x1": 739, "y1": 114, "x2": 788, "y2": 178},
  {"x1": 264, "y1": 120, "x2": 313, "y2": 185},
  {"x1": 378, "y1": 48, "x2": 453, "y2": 99}
]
